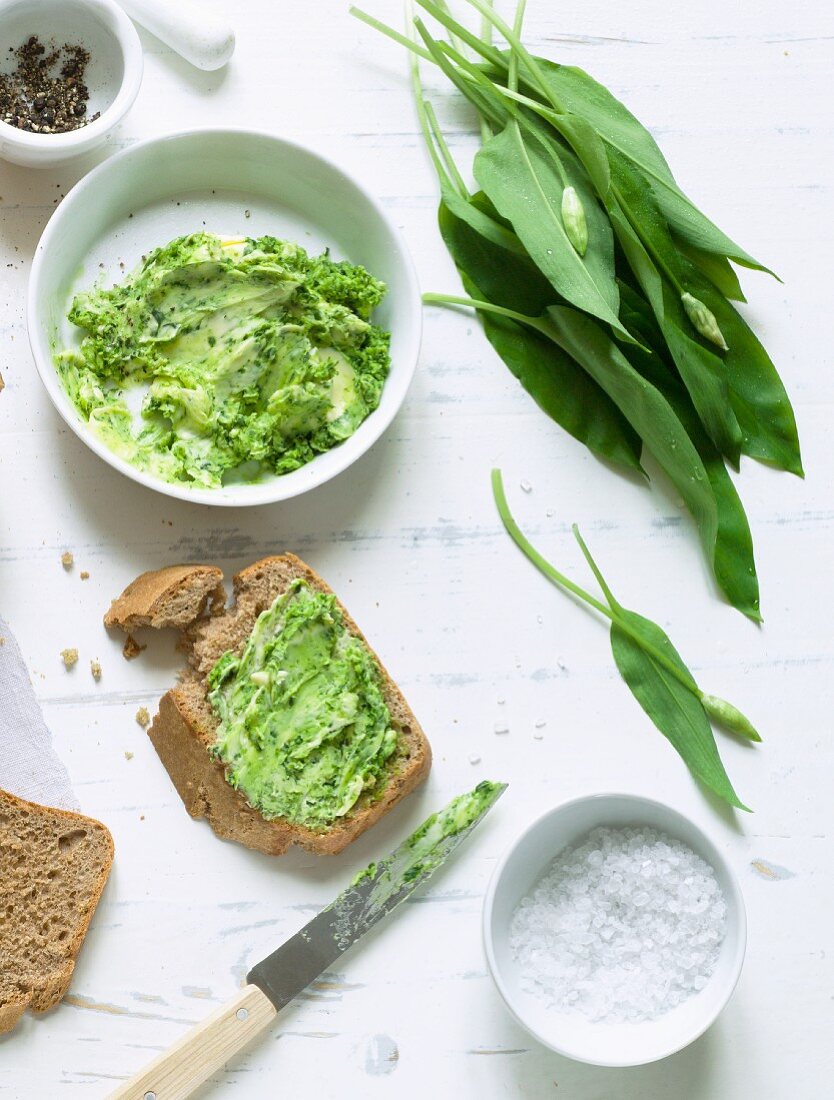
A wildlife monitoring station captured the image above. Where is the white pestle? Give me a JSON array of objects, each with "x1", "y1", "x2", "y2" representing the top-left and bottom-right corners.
[{"x1": 119, "y1": 0, "x2": 234, "y2": 71}]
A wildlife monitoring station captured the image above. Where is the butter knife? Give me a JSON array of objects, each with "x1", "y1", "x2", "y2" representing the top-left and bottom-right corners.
[{"x1": 109, "y1": 781, "x2": 506, "y2": 1100}]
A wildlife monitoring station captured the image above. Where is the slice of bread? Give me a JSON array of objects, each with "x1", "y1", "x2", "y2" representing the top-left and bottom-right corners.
[
  {"x1": 105, "y1": 554, "x2": 431, "y2": 856},
  {"x1": 0, "y1": 790, "x2": 113, "y2": 1034},
  {"x1": 104, "y1": 564, "x2": 226, "y2": 633}
]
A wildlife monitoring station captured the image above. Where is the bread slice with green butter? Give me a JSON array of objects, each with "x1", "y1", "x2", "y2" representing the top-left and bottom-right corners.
[
  {"x1": 0, "y1": 790, "x2": 113, "y2": 1034},
  {"x1": 105, "y1": 554, "x2": 431, "y2": 856}
]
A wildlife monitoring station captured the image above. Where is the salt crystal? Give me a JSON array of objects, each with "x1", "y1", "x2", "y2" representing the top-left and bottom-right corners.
[
  {"x1": 468, "y1": 753, "x2": 481, "y2": 765},
  {"x1": 534, "y1": 719, "x2": 546, "y2": 729},
  {"x1": 509, "y1": 825, "x2": 726, "y2": 1023},
  {"x1": 493, "y1": 721, "x2": 509, "y2": 735},
  {"x1": 520, "y1": 479, "x2": 532, "y2": 493}
]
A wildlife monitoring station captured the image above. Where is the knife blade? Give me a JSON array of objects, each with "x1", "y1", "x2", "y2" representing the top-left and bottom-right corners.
[
  {"x1": 109, "y1": 780, "x2": 506, "y2": 1100},
  {"x1": 248, "y1": 779, "x2": 507, "y2": 1010}
]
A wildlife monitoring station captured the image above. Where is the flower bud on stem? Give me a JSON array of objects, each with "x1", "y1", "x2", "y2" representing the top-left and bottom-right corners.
[
  {"x1": 561, "y1": 185, "x2": 588, "y2": 256},
  {"x1": 701, "y1": 693, "x2": 760, "y2": 741},
  {"x1": 681, "y1": 292, "x2": 729, "y2": 351}
]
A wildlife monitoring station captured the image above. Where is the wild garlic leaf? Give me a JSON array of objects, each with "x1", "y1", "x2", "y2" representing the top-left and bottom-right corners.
[
  {"x1": 438, "y1": 196, "x2": 554, "y2": 316},
  {"x1": 491, "y1": 469, "x2": 753, "y2": 811},
  {"x1": 609, "y1": 611, "x2": 749, "y2": 810},
  {"x1": 533, "y1": 109, "x2": 611, "y2": 198},
  {"x1": 461, "y1": 275, "x2": 644, "y2": 472},
  {"x1": 606, "y1": 152, "x2": 744, "y2": 463},
  {"x1": 518, "y1": 57, "x2": 771, "y2": 274},
  {"x1": 679, "y1": 262, "x2": 803, "y2": 477},
  {"x1": 675, "y1": 240, "x2": 747, "y2": 303},
  {"x1": 434, "y1": 192, "x2": 644, "y2": 470},
  {"x1": 473, "y1": 122, "x2": 628, "y2": 335},
  {"x1": 538, "y1": 306, "x2": 720, "y2": 560},
  {"x1": 619, "y1": 283, "x2": 761, "y2": 620}
]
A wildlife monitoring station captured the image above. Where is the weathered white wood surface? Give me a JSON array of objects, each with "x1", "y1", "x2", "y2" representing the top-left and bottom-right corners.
[{"x1": 1, "y1": 1, "x2": 832, "y2": 1095}]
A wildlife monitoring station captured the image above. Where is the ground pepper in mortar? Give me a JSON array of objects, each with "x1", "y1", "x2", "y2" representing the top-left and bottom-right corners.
[{"x1": 0, "y1": 35, "x2": 98, "y2": 134}]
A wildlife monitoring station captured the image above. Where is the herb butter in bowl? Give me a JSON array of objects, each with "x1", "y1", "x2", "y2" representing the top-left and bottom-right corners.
[{"x1": 28, "y1": 129, "x2": 421, "y2": 505}]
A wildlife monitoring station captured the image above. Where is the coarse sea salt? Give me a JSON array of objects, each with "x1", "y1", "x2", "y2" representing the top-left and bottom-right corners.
[{"x1": 509, "y1": 826, "x2": 726, "y2": 1024}]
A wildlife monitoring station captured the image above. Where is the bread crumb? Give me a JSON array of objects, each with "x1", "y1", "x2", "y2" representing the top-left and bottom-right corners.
[
  {"x1": 135, "y1": 707, "x2": 151, "y2": 728},
  {"x1": 90, "y1": 659, "x2": 102, "y2": 681},
  {"x1": 123, "y1": 635, "x2": 146, "y2": 660},
  {"x1": 0, "y1": 636, "x2": 5, "y2": 646},
  {"x1": 80, "y1": 571, "x2": 90, "y2": 580},
  {"x1": 61, "y1": 551, "x2": 74, "y2": 569},
  {"x1": 61, "y1": 647, "x2": 79, "y2": 669},
  {"x1": 124, "y1": 750, "x2": 134, "y2": 760}
]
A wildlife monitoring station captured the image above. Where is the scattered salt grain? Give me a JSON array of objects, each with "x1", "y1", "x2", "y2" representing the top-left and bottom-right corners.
[
  {"x1": 533, "y1": 732, "x2": 544, "y2": 741},
  {"x1": 493, "y1": 720, "x2": 509, "y2": 735},
  {"x1": 468, "y1": 753, "x2": 481, "y2": 765},
  {"x1": 509, "y1": 826, "x2": 726, "y2": 1023},
  {"x1": 534, "y1": 719, "x2": 546, "y2": 729},
  {"x1": 520, "y1": 479, "x2": 532, "y2": 493}
]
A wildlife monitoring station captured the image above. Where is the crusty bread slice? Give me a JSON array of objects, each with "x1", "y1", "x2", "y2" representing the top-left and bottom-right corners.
[
  {"x1": 104, "y1": 564, "x2": 225, "y2": 633},
  {"x1": 105, "y1": 554, "x2": 431, "y2": 856},
  {"x1": 0, "y1": 790, "x2": 113, "y2": 1034}
]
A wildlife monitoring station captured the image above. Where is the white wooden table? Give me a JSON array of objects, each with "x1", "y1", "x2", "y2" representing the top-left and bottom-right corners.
[{"x1": 1, "y1": 1, "x2": 832, "y2": 1096}]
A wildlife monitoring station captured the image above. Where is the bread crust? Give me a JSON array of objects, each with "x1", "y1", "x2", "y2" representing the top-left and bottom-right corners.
[
  {"x1": 104, "y1": 564, "x2": 225, "y2": 633},
  {"x1": 0, "y1": 790, "x2": 114, "y2": 1033},
  {"x1": 109, "y1": 555, "x2": 431, "y2": 856}
]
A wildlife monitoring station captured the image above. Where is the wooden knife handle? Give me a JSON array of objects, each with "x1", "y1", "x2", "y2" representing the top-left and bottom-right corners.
[{"x1": 108, "y1": 984, "x2": 277, "y2": 1100}]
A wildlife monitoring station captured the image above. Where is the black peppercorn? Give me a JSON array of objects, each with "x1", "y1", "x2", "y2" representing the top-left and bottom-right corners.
[{"x1": 0, "y1": 35, "x2": 96, "y2": 135}]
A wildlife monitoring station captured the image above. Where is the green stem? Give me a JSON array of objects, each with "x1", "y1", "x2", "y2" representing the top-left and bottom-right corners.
[
  {"x1": 478, "y1": 0, "x2": 494, "y2": 143},
  {"x1": 414, "y1": 0, "x2": 506, "y2": 69},
  {"x1": 422, "y1": 291, "x2": 547, "y2": 333},
  {"x1": 491, "y1": 470, "x2": 612, "y2": 617},
  {"x1": 492, "y1": 470, "x2": 707, "y2": 700},
  {"x1": 433, "y1": 0, "x2": 465, "y2": 55},
  {"x1": 407, "y1": 6, "x2": 456, "y2": 193},
  {"x1": 415, "y1": 19, "x2": 508, "y2": 130},
  {"x1": 459, "y1": 0, "x2": 567, "y2": 114},
  {"x1": 571, "y1": 524, "x2": 622, "y2": 612},
  {"x1": 350, "y1": 6, "x2": 433, "y2": 62},
  {"x1": 432, "y1": 38, "x2": 512, "y2": 129},
  {"x1": 507, "y1": 0, "x2": 526, "y2": 93},
  {"x1": 425, "y1": 101, "x2": 470, "y2": 197}
]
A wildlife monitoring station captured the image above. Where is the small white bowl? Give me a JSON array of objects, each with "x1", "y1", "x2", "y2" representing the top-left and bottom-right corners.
[
  {"x1": 27, "y1": 128, "x2": 422, "y2": 506},
  {"x1": 483, "y1": 793, "x2": 747, "y2": 1067},
  {"x1": 0, "y1": 0, "x2": 142, "y2": 167}
]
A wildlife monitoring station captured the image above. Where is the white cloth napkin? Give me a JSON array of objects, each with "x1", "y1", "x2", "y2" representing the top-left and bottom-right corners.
[{"x1": 0, "y1": 614, "x2": 78, "y2": 810}]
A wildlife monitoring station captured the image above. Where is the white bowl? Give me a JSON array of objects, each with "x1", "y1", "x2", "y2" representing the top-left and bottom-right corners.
[
  {"x1": 0, "y1": 0, "x2": 142, "y2": 167},
  {"x1": 483, "y1": 793, "x2": 747, "y2": 1067},
  {"x1": 28, "y1": 128, "x2": 422, "y2": 506}
]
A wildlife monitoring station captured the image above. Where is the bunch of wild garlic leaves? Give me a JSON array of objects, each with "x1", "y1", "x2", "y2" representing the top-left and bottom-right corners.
[{"x1": 353, "y1": 0, "x2": 802, "y2": 621}]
